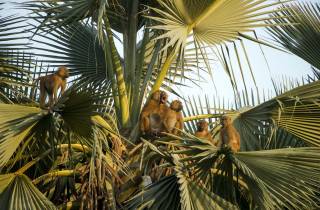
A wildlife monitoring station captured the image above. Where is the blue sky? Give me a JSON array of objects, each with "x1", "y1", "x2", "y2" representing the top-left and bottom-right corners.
[{"x1": 2, "y1": 0, "x2": 316, "y2": 106}]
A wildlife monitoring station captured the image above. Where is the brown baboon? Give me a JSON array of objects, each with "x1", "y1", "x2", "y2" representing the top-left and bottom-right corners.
[
  {"x1": 195, "y1": 120, "x2": 213, "y2": 143},
  {"x1": 219, "y1": 115, "x2": 240, "y2": 152},
  {"x1": 163, "y1": 100, "x2": 184, "y2": 135},
  {"x1": 36, "y1": 66, "x2": 69, "y2": 109}
]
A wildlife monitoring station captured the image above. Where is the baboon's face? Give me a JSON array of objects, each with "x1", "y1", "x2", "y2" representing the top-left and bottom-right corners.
[
  {"x1": 57, "y1": 66, "x2": 69, "y2": 78},
  {"x1": 197, "y1": 120, "x2": 208, "y2": 132},
  {"x1": 151, "y1": 90, "x2": 161, "y2": 102},
  {"x1": 221, "y1": 116, "x2": 231, "y2": 127},
  {"x1": 170, "y1": 100, "x2": 183, "y2": 112},
  {"x1": 160, "y1": 91, "x2": 168, "y2": 104}
]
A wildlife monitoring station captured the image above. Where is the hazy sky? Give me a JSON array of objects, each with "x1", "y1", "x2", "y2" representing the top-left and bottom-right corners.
[{"x1": 1, "y1": 0, "x2": 317, "y2": 106}]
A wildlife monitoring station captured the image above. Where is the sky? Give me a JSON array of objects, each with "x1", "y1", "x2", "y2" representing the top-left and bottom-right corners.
[{"x1": 1, "y1": 0, "x2": 317, "y2": 107}]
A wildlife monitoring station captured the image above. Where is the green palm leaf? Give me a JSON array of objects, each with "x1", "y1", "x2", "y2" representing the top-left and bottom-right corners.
[
  {"x1": 263, "y1": 127, "x2": 306, "y2": 150},
  {"x1": 24, "y1": 0, "x2": 108, "y2": 40},
  {"x1": 181, "y1": 80, "x2": 320, "y2": 150},
  {"x1": 150, "y1": 0, "x2": 284, "y2": 50},
  {"x1": 126, "y1": 156, "x2": 238, "y2": 210},
  {"x1": 0, "y1": 104, "x2": 47, "y2": 167},
  {"x1": 268, "y1": 2, "x2": 320, "y2": 69},
  {"x1": 31, "y1": 22, "x2": 107, "y2": 83},
  {"x1": 166, "y1": 135, "x2": 320, "y2": 210},
  {"x1": 126, "y1": 175, "x2": 181, "y2": 210},
  {"x1": 0, "y1": 173, "x2": 56, "y2": 210},
  {"x1": 234, "y1": 148, "x2": 320, "y2": 210},
  {"x1": 174, "y1": 156, "x2": 238, "y2": 210},
  {"x1": 237, "y1": 80, "x2": 320, "y2": 148},
  {"x1": 55, "y1": 87, "x2": 96, "y2": 137},
  {"x1": 0, "y1": 10, "x2": 33, "y2": 102}
]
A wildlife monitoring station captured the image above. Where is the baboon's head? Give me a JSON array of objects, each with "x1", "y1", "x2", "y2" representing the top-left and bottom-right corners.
[
  {"x1": 160, "y1": 91, "x2": 168, "y2": 104},
  {"x1": 170, "y1": 100, "x2": 183, "y2": 112},
  {"x1": 151, "y1": 90, "x2": 161, "y2": 102},
  {"x1": 221, "y1": 115, "x2": 232, "y2": 127},
  {"x1": 56, "y1": 66, "x2": 69, "y2": 78},
  {"x1": 196, "y1": 120, "x2": 208, "y2": 132}
]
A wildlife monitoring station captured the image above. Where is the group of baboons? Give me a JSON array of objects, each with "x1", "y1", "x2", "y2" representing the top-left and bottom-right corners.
[
  {"x1": 36, "y1": 66, "x2": 240, "y2": 152},
  {"x1": 139, "y1": 90, "x2": 240, "y2": 152},
  {"x1": 139, "y1": 90, "x2": 184, "y2": 136}
]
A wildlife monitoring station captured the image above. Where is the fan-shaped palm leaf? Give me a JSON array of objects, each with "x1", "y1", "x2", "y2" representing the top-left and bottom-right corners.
[
  {"x1": 148, "y1": 0, "x2": 287, "y2": 92},
  {"x1": 0, "y1": 173, "x2": 56, "y2": 210},
  {"x1": 236, "y1": 80, "x2": 320, "y2": 148},
  {"x1": 0, "y1": 9, "x2": 33, "y2": 102},
  {"x1": 126, "y1": 155, "x2": 238, "y2": 210},
  {"x1": 0, "y1": 104, "x2": 47, "y2": 167},
  {"x1": 151, "y1": 0, "x2": 284, "y2": 50},
  {"x1": 31, "y1": 22, "x2": 107, "y2": 83},
  {"x1": 165, "y1": 135, "x2": 320, "y2": 210},
  {"x1": 55, "y1": 87, "x2": 96, "y2": 137},
  {"x1": 234, "y1": 147, "x2": 320, "y2": 210},
  {"x1": 24, "y1": 0, "x2": 110, "y2": 40},
  {"x1": 182, "y1": 79, "x2": 320, "y2": 150},
  {"x1": 268, "y1": 2, "x2": 320, "y2": 69}
]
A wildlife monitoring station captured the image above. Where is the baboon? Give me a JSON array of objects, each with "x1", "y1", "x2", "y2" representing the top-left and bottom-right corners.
[
  {"x1": 36, "y1": 66, "x2": 69, "y2": 109},
  {"x1": 163, "y1": 100, "x2": 184, "y2": 135},
  {"x1": 195, "y1": 120, "x2": 213, "y2": 143},
  {"x1": 219, "y1": 115, "x2": 240, "y2": 152},
  {"x1": 140, "y1": 90, "x2": 169, "y2": 135}
]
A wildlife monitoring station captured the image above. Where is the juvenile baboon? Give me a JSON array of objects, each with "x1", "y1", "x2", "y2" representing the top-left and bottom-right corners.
[
  {"x1": 149, "y1": 91, "x2": 169, "y2": 135},
  {"x1": 163, "y1": 100, "x2": 184, "y2": 135},
  {"x1": 36, "y1": 66, "x2": 69, "y2": 109},
  {"x1": 219, "y1": 115, "x2": 240, "y2": 152},
  {"x1": 195, "y1": 120, "x2": 213, "y2": 142},
  {"x1": 140, "y1": 90, "x2": 162, "y2": 135}
]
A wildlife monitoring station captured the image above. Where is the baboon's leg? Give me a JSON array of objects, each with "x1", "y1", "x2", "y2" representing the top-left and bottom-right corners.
[
  {"x1": 48, "y1": 92, "x2": 54, "y2": 108},
  {"x1": 39, "y1": 80, "x2": 47, "y2": 109}
]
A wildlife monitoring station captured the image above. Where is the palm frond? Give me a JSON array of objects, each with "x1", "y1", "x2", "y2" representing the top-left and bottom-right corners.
[
  {"x1": 306, "y1": 67, "x2": 320, "y2": 83},
  {"x1": 23, "y1": 0, "x2": 110, "y2": 41},
  {"x1": 55, "y1": 87, "x2": 96, "y2": 137},
  {"x1": 234, "y1": 148, "x2": 320, "y2": 210},
  {"x1": 31, "y1": 22, "x2": 107, "y2": 83},
  {"x1": 175, "y1": 160, "x2": 238, "y2": 210},
  {"x1": 227, "y1": 80, "x2": 320, "y2": 149},
  {"x1": 268, "y1": 2, "x2": 320, "y2": 69},
  {"x1": 180, "y1": 78, "x2": 320, "y2": 150},
  {"x1": 149, "y1": 0, "x2": 286, "y2": 58},
  {"x1": 126, "y1": 154, "x2": 238, "y2": 210},
  {"x1": 0, "y1": 104, "x2": 47, "y2": 167},
  {"x1": 126, "y1": 175, "x2": 181, "y2": 210},
  {"x1": 0, "y1": 12, "x2": 33, "y2": 102},
  {"x1": 0, "y1": 173, "x2": 56, "y2": 210},
  {"x1": 165, "y1": 135, "x2": 320, "y2": 210}
]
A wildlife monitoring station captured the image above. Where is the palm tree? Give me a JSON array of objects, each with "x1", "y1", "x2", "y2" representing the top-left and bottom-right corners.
[{"x1": 0, "y1": 0, "x2": 320, "y2": 209}]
